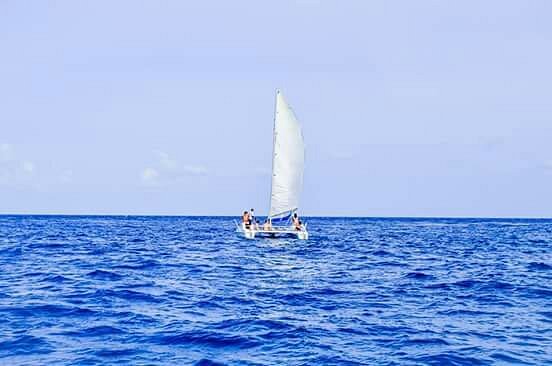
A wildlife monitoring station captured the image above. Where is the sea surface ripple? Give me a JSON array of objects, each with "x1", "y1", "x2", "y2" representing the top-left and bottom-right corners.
[{"x1": 0, "y1": 216, "x2": 551, "y2": 365}]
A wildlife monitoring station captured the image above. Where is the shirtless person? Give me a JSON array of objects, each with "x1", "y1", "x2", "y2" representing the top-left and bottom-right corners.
[
  {"x1": 242, "y1": 211, "x2": 250, "y2": 229},
  {"x1": 292, "y1": 213, "x2": 302, "y2": 231}
]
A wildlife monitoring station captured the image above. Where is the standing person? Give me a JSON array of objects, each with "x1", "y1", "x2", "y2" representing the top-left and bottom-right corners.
[
  {"x1": 249, "y1": 208, "x2": 258, "y2": 229},
  {"x1": 242, "y1": 210, "x2": 250, "y2": 229}
]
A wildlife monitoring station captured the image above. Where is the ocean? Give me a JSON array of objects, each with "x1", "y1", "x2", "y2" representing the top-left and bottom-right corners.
[{"x1": 0, "y1": 215, "x2": 550, "y2": 365}]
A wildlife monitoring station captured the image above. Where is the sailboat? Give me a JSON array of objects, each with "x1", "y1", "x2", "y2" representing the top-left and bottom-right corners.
[{"x1": 237, "y1": 90, "x2": 309, "y2": 240}]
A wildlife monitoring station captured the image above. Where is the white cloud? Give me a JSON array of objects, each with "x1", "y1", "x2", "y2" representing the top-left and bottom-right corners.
[
  {"x1": 59, "y1": 170, "x2": 73, "y2": 183},
  {"x1": 141, "y1": 167, "x2": 159, "y2": 185},
  {"x1": 154, "y1": 150, "x2": 177, "y2": 170},
  {"x1": 0, "y1": 143, "x2": 76, "y2": 189},
  {"x1": 478, "y1": 137, "x2": 505, "y2": 153},
  {"x1": 0, "y1": 144, "x2": 38, "y2": 186},
  {"x1": 182, "y1": 165, "x2": 207, "y2": 176},
  {"x1": 140, "y1": 150, "x2": 208, "y2": 186},
  {"x1": 0, "y1": 143, "x2": 13, "y2": 161},
  {"x1": 21, "y1": 161, "x2": 35, "y2": 174}
]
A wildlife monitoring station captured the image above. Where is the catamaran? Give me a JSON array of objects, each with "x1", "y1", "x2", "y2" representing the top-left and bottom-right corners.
[{"x1": 237, "y1": 90, "x2": 309, "y2": 240}]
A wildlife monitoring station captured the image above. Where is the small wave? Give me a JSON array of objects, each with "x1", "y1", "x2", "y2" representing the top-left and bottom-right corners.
[
  {"x1": 404, "y1": 337, "x2": 450, "y2": 346},
  {"x1": 490, "y1": 352, "x2": 532, "y2": 364},
  {"x1": 93, "y1": 289, "x2": 162, "y2": 303},
  {"x1": 203, "y1": 318, "x2": 310, "y2": 344},
  {"x1": 0, "y1": 335, "x2": 53, "y2": 356},
  {"x1": 277, "y1": 292, "x2": 317, "y2": 305},
  {"x1": 367, "y1": 325, "x2": 419, "y2": 336},
  {"x1": 87, "y1": 269, "x2": 123, "y2": 281},
  {"x1": 371, "y1": 249, "x2": 391, "y2": 256},
  {"x1": 411, "y1": 352, "x2": 491, "y2": 365},
  {"x1": 194, "y1": 299, "x2": 227, "y2": 310},
  {"x1": 486, "y1": 281, "x2": 515, "y2": 290},
  {"x1": 405, "y1": 272, "x2": 435, "y2": 280},
  {"x1": 425, "y1": 282, "x2": 450, "y2": 290},
  {"x1": 0, "y1": 245, "x2": 23, "y2": 257},
  {"x1": 308, "y1": 355, "x2": 364, "y2": 365},
  {"x1": 438, "y1": 309, "x2": 497, "y2": 316},
  {"x1": 523, "y1": 287, "x2": 552, "y2": 297},
  {"x1": 309, "y1": 287, "x2": 349, "y2": 296},
  {"x1": 166, "y1": 289, "x2": 185, "y2": 297},
  {"x1": 374, "y1": 260, "x2": 407, "y2": 267},
  {"x1": 57, "y1": 325, "x2": 126, "y2": 338},
  {"x1": 28, "y1": 241, "x2": 67, "y2": 250},
  {"x1": 110, "y1": 310, "x2": 159, "y2": 325},
  {"x1": 205, "y1": 295, "x2": 256, "y2": 306},
  {"x1": 114, "y1": 259, "x2": 160, "y2": 270},
  {"x1": 193, "y1": 359, "x2": 227, "y2": 366},
  {"x1": 527, "y1": 237, "x2": 547, "y2": 244},
  {"x1": 43, "y1": 274, "x2": 71, "y2": 283},
  {"x1": 157, "y1": 330, "x2": 260, "y2": 349},
  {"x1": 452, "y1": 279, "x2": 482, "y2": 288},
  {"x1": 0, "y1": 304, "x2": 96, "y2": 318},
  {"x1": 212, "y1": 318, "x2": 296, "y2": 334},
  {"x1": 528, "y1": 262, "x2": 551, "y2": 271},
  {"x1": 94, "y1": 348, "x2": 143, "y2": 358},
  {"x1": 129, "y1": 237, "x2": 146, "y2": 243},
  {"x1": 338, "y1": 327, "x2": 369, "y2": 336}
]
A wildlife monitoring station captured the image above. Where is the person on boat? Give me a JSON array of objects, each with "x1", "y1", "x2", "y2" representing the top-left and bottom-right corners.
[
  {"x1": 292, "y1": 213, "x2": 302, "y2": 231},
  {"x1": 242, "y1": 211, "x2": 250, "y2": 229},
  {"x1": 250, "y1": 208, "x2": 255, "y2": 227},
  {"x1": 263, "y1": 219, "x2": 272, "y2": 231}
]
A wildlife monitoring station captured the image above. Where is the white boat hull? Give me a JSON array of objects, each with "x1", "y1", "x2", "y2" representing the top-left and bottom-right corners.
[{"x1": 237, "y1": 223, "x2": 308, "y2": 240}]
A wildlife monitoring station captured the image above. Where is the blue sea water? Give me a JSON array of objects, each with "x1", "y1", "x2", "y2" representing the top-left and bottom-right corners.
[{"x1": 0, "y1": 216, "x2": 551, "y2": 365}]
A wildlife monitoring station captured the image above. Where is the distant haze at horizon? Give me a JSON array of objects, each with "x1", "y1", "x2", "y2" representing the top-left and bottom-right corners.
[{"x1": 1, "y1": 1, "x2": 551, "y2": 218}]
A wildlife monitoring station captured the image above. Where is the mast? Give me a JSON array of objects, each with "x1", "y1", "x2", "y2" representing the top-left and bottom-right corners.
[{"x1": 268, "y1": 89, "x2": 279, "y2": 219}]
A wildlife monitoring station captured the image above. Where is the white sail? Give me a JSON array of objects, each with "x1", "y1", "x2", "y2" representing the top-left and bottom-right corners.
[{"x1": 269, "y1": 90, "x2": 305, "y2": 219}]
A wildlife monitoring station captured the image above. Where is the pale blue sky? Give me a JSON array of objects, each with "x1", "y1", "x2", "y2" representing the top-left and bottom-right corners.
[{"x1": 1, "y1": 1, "x2": 551, "y2": 217}]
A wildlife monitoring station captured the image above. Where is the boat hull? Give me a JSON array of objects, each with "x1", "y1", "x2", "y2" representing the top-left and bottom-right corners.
[{"x1": 236, "y1": 223, "x2": 308, "y2": 240}]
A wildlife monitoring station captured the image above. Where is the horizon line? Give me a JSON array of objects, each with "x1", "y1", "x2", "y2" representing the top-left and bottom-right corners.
[{"x1": 0, "y1": 213, "x2": 550, "y2": 220}]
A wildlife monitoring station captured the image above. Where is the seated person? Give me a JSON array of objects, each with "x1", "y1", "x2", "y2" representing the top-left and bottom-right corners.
[
  {"x1": 292, "y1": 213, "x2": 302, "y2": 231},
  {"x1": 263, "y1": 219, "x2": 272, "y2": 231}
]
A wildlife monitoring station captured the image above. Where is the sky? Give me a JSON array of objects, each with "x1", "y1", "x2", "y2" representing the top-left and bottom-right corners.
[{"x1": 1, "y1": 0, "x2": 551, "y2": 217}]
